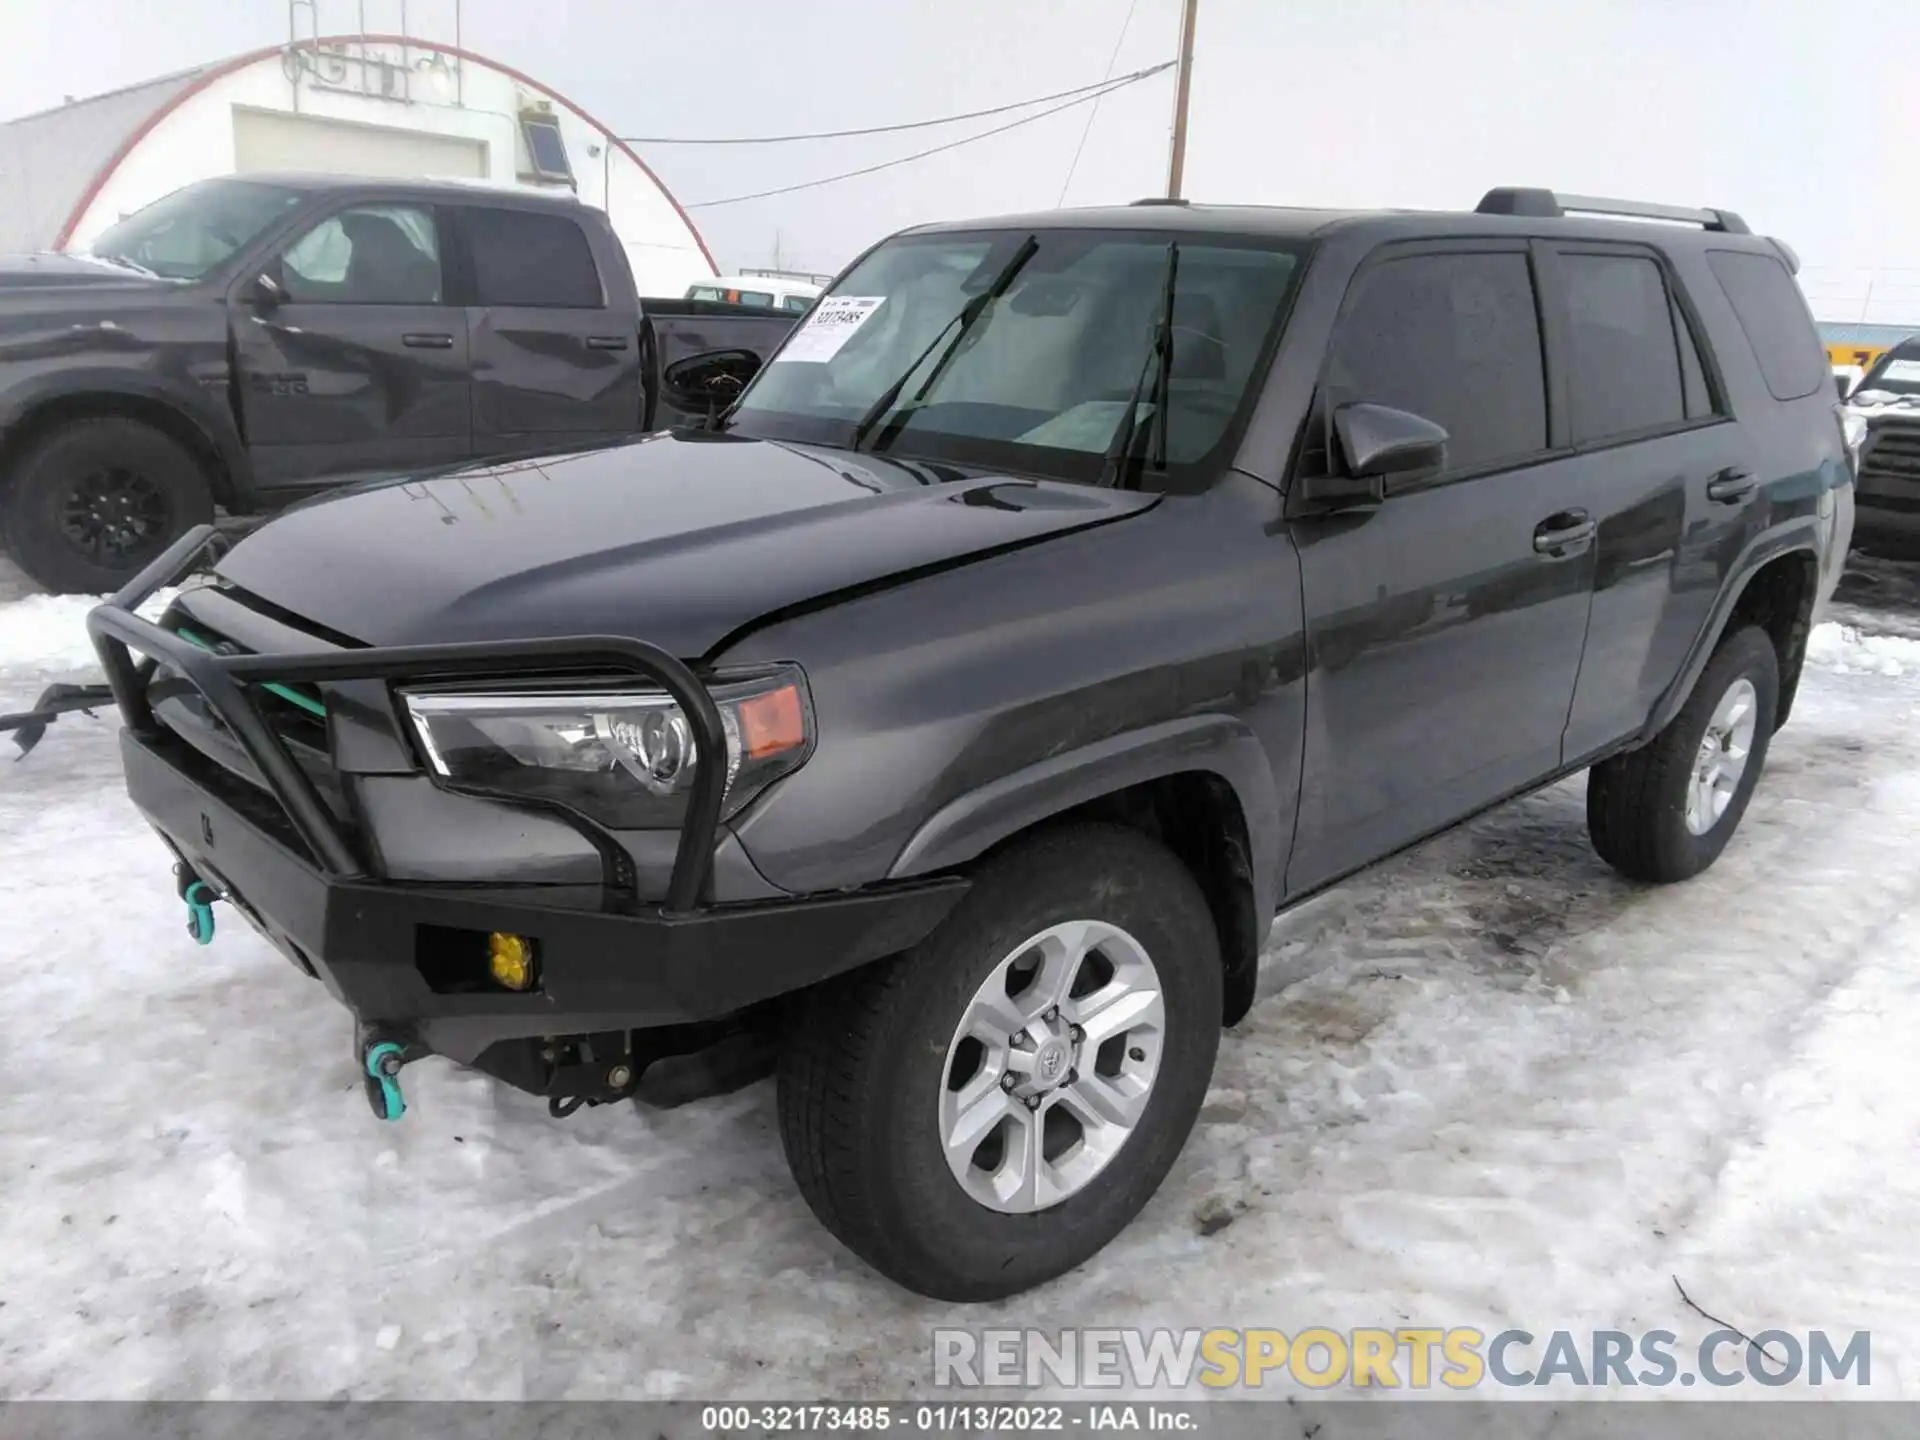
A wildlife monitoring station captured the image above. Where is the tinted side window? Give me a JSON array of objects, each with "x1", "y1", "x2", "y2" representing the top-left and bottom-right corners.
[
  {"x1": 1560, "y1": 253, "x2": 1684, "y2": 443},
  {"x1": 1673, "y1": 297, "x2": 1713, "y2": 419},
  {"x1": 1327, "y1": 251, "x2": 1547, "y2": 473},
  {"x1": 464, "y1": 208, "x2": 603, "y2": 308},
  {"x1": 280, "y1": 204, "x2": 441, "y2": 305},
  {"x1": 1706, "y1": 250, "x2": 1825, "y2": 401}
]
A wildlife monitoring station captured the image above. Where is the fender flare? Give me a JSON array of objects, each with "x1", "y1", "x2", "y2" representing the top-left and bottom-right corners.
[
  {"x1": 0, "y1": 370, "x2": 254, "y2": 508},
  {"x1": 887, "y1": 714, "x2": 1284, "y2": 1014},
  {"x1": 1639, "y1": 521, "x2": 1824, "y2": 742}
]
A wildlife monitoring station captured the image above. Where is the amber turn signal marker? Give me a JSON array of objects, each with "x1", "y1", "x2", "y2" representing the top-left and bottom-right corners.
[
  {"x1": 488, "y1": 932, "x2": 536, "y2": 991},
  {"x1": 738, "y1": 684, "x2": 806, "y2": 759}
]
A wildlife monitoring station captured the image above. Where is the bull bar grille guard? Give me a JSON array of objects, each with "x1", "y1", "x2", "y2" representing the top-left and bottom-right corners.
[{"x1": 85, "y1": 523, "x2": 731, "y2": 915}]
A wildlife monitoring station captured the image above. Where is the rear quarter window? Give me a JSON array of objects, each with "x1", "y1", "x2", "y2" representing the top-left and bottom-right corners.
[{"x1": 1706, "y1": 249, "x2": 1826, "y2": 401}]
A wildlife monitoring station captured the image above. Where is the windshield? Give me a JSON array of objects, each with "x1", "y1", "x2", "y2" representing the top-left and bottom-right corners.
[
  {"x1": 726, "y1": 228, "x2": 1304, "y2": 486},
  {"x1": 1856, "y1": 342, "x2": 1920, "y2": 399},
  {"x1": 86, "y1": 178, "x2": 304, "y2": 281}
]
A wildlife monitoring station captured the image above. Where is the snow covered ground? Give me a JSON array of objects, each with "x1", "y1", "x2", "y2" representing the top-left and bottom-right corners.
[{"x1": 3, "y1": 554, "x2": 1920, "y2": 1404}]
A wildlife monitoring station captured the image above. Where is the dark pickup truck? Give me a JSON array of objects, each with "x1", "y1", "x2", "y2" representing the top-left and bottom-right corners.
[
  {"x1": 0, "y1": 174, "x2": 799, "y2": 592},
  {"x1": 93, "y1": 187, "x2": 1851, "y2": 1302}
]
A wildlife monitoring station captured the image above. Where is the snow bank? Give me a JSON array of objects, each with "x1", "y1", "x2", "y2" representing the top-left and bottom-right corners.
[
  {"x1": 1806, "y1": 621, "x2": 1920, "y2": 678},
  {"x1": 0, "y1": 587, "x2": 175, "y2": 684}
]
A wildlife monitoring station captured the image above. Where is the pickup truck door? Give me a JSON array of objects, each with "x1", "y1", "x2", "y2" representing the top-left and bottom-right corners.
[
  {"x1": 1286, "y1": 243, "x2": 1596, "y2": 894},
  {"x1": 454, "y1": 204, "x2": 642, "y2": 453},
  {"x1": 230, "y1": 201, "x2": 471, "y2": 490},
  {"x1": 1534, "y1": 242, "x2": 1757, "y2": 762}
]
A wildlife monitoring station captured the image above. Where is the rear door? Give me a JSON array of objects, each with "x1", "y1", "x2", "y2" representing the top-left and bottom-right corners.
[
  {"x1": 456, "y1": 204, "x2": 643, "y2": 453},
  {"x1": 231, "y1": 199, "x2": 471, "y2": 488},
  {"x1": 1539, "y1": 242, "x2": 1756, "y2": 761}
]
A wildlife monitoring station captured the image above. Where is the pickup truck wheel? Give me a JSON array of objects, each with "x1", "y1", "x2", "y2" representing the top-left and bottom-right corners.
[
  {"x1": 1587, "y1": 625, "x2": 1780, "y2": 883},
  {"x1": 1, "y1": 418, "x2": 214, "y2": 594},
  {"x1": 776, "y1": 824, "x2": 1222, "y2": 1301}
]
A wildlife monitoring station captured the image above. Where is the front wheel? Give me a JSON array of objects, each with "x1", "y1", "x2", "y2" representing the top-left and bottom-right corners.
[
  {"x1": 777, "y1": 824, "x2": 1222, "y2": 1301},
  {"x1": 1, "y1": 417, "x2": 214, "y2": 594},
  {"x1": 1587, "y1": 625, "x2": 1780, "y2": 883}
]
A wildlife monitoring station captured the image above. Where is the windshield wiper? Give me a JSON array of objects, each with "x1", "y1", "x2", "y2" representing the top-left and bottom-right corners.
[
  {"x1": 850, "y1": 233, "x2": 1040, "y2": 453},
  {"x1": 1097, "y1": 242, "x2": 1180, "y2": 490},
  {"x1": 79, "y1": 251, "x2": 161, "y2": 279}
]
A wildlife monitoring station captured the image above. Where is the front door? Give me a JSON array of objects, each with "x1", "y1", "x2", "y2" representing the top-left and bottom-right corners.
[
  {"x1": 456, "y1": 204, "x2": 643, "y2": 453},
  {"x1": 232, "y1": 201, "x2": 471, "y2": 489},
  {"x1": 1286, "y1": 243, "x2": 1597, "y2": 894}
]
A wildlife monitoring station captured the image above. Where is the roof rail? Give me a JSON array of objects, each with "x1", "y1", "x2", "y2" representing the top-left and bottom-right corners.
[{"x1": 1474, "y1": 187, "x2": 1750, "y2": 235}]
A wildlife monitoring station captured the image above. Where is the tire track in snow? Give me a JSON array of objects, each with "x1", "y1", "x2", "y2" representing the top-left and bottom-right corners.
[{"x1": 1127, "y1": 683, "x2": 1920, "y2": 1395}]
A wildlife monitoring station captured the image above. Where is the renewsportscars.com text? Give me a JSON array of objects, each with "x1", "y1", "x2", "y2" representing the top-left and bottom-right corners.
[{"x1": 932, "y1": 1327, "x2": 1871, "y2": 1391}]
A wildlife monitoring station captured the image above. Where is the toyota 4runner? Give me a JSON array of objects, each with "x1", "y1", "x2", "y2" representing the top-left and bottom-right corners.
[{"x1": 90, "y1": 187, "x2": 1853, "y2": 1301}]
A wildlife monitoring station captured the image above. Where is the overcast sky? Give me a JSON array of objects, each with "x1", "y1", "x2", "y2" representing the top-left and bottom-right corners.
[{"x1": 0, "y1": 0, "x2": 1906, "y2": 313}]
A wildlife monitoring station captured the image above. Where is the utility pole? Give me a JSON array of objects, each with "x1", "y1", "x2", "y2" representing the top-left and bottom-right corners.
[{"x1": 1165, "y1": 0, "x2": 1200, "y2": 199}]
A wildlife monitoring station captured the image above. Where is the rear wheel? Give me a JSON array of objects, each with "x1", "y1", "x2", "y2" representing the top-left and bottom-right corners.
[
  {"x1": 777, "y1": 824, "x2": 1222, "y2": 1300},
  {"x1": 1, "y1": 417, "x2": 214, "y2": 593},
  {"x1": 1587, "y1": 625, "x2": 1780, "y2": 883}
]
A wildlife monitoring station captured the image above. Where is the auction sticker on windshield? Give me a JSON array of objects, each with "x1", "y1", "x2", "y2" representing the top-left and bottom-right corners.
[{"x1": 777, "y1": 296, "x2": 884, "y2": 363}]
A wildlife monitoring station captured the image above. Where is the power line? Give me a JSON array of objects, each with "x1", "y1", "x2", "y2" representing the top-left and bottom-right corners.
[
  {"x1": 1058, "y1": 0, "x2": 1143, "y2": 206},
  {"x1": 623, "y1": 64, "x2": 1171, "y2": 146},
  {"x1": 685, "y1": 64, "x2": 1174, "y2": 210}
]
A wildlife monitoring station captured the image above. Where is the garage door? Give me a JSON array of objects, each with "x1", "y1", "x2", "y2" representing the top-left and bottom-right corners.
[{"x1": 232, "y1": 107, "x2": 487, "y2": 180}]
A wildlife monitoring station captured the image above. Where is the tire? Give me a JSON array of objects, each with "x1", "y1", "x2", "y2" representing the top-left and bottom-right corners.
[
  {"x1": 1, "y1": 418, "x2": 214, "y2": 594},
  {"x1": 1587, "y1": 625, "x2": 1780, "y2": 883},
  {"x1": 777, "y1": 823, "x2": 1223, "y2": 1301}
]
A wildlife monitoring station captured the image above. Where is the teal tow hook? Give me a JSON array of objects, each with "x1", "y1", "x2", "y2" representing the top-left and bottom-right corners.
[
  {"x1": 364, "y1": 1042, "x2": 408, "y2": 1122},
  {"x1": 183, "y1": 881, "x2": 217, "y2": 945}
]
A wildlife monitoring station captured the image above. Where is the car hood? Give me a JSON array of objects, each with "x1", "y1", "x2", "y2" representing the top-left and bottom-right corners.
[
  {"x1": 0, "y1": 252, "x2": 176, "y2": 294},
  {"x1": 1848, "y1": 393, "x2": 1920, "y2": 424},
  {"x1": 213, "y1": 432, "x2": 1158, "y2": 656}
]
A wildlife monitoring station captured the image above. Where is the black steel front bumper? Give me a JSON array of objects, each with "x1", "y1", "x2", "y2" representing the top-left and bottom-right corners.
[{"x1": 90, "y1": 527, "x2": 967, "y2": 1071}]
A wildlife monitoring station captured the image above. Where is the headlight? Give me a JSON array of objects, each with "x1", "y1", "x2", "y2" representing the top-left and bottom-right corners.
[{"x1": 400, "y1": 665, "x2": 813, "y2": 828}]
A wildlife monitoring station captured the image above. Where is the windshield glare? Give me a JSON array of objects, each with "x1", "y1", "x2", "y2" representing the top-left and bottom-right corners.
[
  {"x1": 86, "y1": 179, "x2": 304, "y2": 281},
  {"x1": 728, "y1": 229, "x2": 1302, "y2": 484},
  {"x1": 1858, "y1": 345, "x2": 1920, "y2": 399}
]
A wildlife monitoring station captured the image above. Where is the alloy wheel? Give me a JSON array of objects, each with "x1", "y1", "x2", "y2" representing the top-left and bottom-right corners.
[{"x1": 937, "y1": 919, "x2": 1165, "y2": 1214}]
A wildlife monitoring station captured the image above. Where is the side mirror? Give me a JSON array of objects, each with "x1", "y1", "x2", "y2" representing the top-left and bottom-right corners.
[
  {"x1": 1835, "y1": 372, "x2": 1855, "y2": 402},
  {"x1": 247, "y1": 271, "x2": 286, "y2": 310},
  {"x1": 1297, "y1": 402, "x2": 1450, "y2": 508},
  {"x1": 661, "y1": 348, "x2": 764, "y2": 424}
]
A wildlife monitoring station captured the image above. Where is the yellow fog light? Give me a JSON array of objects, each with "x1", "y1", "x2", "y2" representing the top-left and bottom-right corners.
[{"x1": 488, "y1": 932, "x2": 536, "y2": 991}]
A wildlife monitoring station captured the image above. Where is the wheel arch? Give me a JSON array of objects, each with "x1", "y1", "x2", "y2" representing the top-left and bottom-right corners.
[
  {"x1": 0, "y1": 377, "x2": 246, "y2": 510},
  {"x1": 1643, "y1": 529, "x2": 1823, "y2": 742},
  {"x1": 887, "y1": 715, "x2": 1282, "y2": 1027}
]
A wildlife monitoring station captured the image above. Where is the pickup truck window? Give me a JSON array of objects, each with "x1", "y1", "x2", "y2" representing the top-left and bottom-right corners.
[
  {"x1": 1559, "y1": 253, "x2": 1686, "y2": 443},
  {"x1": 463, "y1": 207, "x2": 603, "y2": 308},
  {"x1": 85, "y1": 177, "x2": 302, "y2": 281},
  {"x1": 281, "y1": 205, "x2": 442, "y2": 305},
  {"x1": 728, "y1": 228, "x2": 1301, "y2": 487},
  {"x1": 1326, "y1": 251, "x2": 1547, "y2": 474}
]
